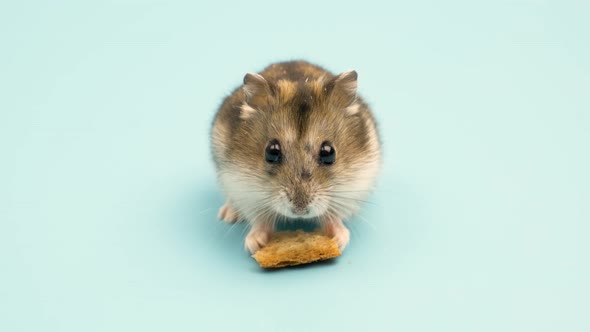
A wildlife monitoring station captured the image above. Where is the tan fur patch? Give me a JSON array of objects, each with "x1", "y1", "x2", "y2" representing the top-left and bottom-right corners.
[
  {"x1": 281, "y1": 126, "x2": 297, "y2": 144},
  {"x1": 345, "y1": 102, "x2": 361, "y2": 115},
  {"x1": 276, "y1": 80, "x2": 297, "y2": 103},
  {"x1": 308, "y1": 78, "x2": 325, "y2": 97},
  {"x1": 240, "y1": 103, "x2": 257, "y2": 119}
]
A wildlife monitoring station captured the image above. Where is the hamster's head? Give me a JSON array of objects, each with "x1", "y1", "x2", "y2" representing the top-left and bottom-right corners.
[{"x1": 223, "y1": 69, "x2": 380, "y2": 222}]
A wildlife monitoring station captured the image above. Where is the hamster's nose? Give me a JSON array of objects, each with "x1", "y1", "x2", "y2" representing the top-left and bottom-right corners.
[{"x1": 290, "y1": 188, "x2": 311, "y2": 215}]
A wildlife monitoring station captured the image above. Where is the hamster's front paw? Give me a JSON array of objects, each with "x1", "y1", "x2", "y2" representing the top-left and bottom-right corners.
[
  {"x1": 322, "y1": 217, "x2": 350, "y2": 250},
  {"x1": 218, "y1": 201, "x2": 240, "y2": 223},
  {"x1": 245, "y1": 224, "x2": 273, "y2": 254}
]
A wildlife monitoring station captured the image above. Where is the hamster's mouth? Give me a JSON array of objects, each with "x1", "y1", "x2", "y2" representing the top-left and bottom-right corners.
[
  {"x1": 291, "y1": 207, "x2": 310, "y2": 216},
  {"x1": 277, "y1": 203, "x2": 326, "y2": 220},
  {"x1": 279, "y1": 209, "x2": 314, "y2": 219}
]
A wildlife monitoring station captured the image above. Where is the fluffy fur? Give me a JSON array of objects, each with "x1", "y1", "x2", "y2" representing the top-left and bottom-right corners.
[{"x1": 210, "y1": 60, "x2": 381, "y2": 253}]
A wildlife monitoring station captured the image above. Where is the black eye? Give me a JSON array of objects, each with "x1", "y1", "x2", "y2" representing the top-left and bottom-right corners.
[
  {"x1": 265, "y1": 139, "x2": 282, "y2": 164},
  {"x1": 319, "y1": 142, "x2": 335, "y2": 165}
]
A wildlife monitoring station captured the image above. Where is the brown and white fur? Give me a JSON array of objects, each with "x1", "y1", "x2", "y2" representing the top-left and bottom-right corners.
[{"x1": 210, "y1": 60, "x2": 381, "y2": 253}]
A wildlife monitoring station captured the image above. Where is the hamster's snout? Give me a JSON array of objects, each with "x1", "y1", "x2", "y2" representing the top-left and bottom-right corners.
[
  {"x1": 280, "y1": 186, "x2": 317, "y2": 218},
  {"x1": 291, "y1": 189, "x2": 311, "y2": 212}
]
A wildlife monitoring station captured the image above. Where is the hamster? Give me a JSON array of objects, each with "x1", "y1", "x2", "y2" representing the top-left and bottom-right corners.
[{"x1": 210, "y1": 60, "x2": 381, "y2": 254}]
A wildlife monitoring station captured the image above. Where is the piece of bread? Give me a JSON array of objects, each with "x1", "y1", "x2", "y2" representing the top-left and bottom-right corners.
[{"x1": 252, "y1": 230, "x2": 341, "y2": 268}]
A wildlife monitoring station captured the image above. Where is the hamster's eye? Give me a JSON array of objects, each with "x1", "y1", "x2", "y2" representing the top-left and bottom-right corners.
[
  {"x1": 319, "y1": 141, "x2": 335, "y2": 165},
  {"x1": 265, "y1": 139, "x2": 282, "y2": 164}
]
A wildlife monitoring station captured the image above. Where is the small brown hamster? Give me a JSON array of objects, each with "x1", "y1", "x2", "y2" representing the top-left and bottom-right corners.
[{"x1": 210, "y1": 60, "x2": 381, "y2": 253}]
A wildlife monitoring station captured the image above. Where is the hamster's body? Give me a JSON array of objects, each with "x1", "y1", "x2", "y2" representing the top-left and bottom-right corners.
[{"x1": 211, "y1": 60, "x2": 381, "y2": 253}]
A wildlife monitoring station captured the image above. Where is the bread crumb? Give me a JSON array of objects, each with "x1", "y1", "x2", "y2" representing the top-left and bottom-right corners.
[{"x1": 252, "y1": 230, "x2": 341, "y2": 268}]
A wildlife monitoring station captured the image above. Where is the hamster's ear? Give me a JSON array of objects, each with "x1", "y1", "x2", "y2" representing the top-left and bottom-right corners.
[
  {"x1": 327, "y1": 70, "x2": 358, "y2": 107},
  {"x1": 243, "y1": 73, "x2": 274, "y2": 102},
  {"x1": 334, "y1": 70, "x2": 358, "y2": 95},
  {"x1": 240, "y1": 73, "x2": 275, "y2": 118}
]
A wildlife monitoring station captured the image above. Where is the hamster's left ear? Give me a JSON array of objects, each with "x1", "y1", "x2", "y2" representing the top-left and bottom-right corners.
[
  {"x1": 327, "y1": 70, "x2": 358, "y2": 107},
  {"x1": 243, "y1": 73, "x2": 274, "y2": 102},
  {"x1": 240, "y1": 73, "x2": 276, "y2": 119}
]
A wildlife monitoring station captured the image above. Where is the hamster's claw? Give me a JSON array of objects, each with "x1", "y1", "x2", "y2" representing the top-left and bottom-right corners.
[{"x1": 218, "y1": 202, "x2": 241, "y2": 223}]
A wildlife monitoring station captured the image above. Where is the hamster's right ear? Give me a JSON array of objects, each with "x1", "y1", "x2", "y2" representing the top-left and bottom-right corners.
[
  {"x1": 243, "y1": 73, "x2": 274, "y2": 102},
  {"x1": 326, "y1": 70, "x2": 358, "y2": 108}
]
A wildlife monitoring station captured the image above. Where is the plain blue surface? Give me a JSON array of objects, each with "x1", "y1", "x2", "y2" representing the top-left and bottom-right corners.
[{"x1": 1, "y1": 1, "x2": 589, "y2": 331}]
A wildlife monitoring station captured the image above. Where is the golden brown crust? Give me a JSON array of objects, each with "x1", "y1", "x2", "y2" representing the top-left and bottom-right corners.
[{"x1": 252, "y1": 230, "x2": 341, "y2": 268}]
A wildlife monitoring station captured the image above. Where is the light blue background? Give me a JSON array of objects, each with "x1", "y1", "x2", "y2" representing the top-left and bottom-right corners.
[{"x1": 1, "y1": 1, "x2": 589, "y2": 331}]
